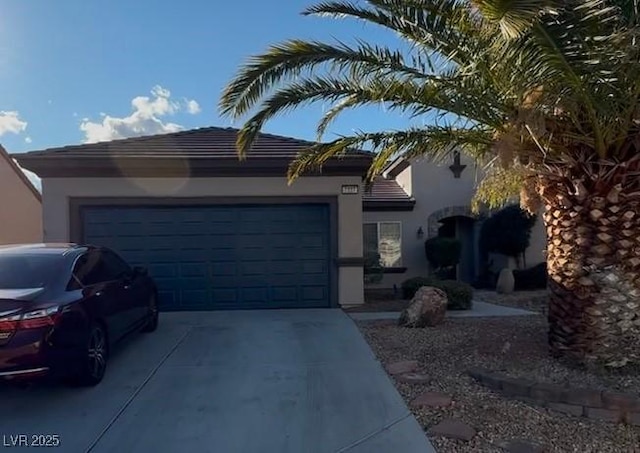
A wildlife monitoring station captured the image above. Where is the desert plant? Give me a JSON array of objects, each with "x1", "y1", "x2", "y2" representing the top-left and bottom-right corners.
[
  {"x1": 435, "y1": 280, "x2": 474, "y2": 310},
  {"x1": 401, "y1": 276, "x2": 473, "y2": 310},
  {"x1": 424, "y1": 237, "x2": 461, "y2": 270},
  {"x1": 480, "y1": 205, "x2": 537, "y2": 266},
  {"x1": 221, "y1": 0, "x2": 640, "y2": 367},
  {"x1": 401, "y1": 277, "x2": 435, "y2": 300}
]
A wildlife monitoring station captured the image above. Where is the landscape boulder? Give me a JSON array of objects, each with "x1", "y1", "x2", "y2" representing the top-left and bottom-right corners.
[{"x1": 398, "y1": 286, "x2": 447, "y2": 327}]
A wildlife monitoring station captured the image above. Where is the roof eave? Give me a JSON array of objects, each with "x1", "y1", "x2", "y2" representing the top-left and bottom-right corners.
[
  {"x1": 383, "y1": 157, "x2": 411, "y2": 179},
  {"x1": 363, "y1": 199, "x2": 415, "y2": 212},
  {"x1": 14, "y1": 155, "x2": 373, "y2": 179}
]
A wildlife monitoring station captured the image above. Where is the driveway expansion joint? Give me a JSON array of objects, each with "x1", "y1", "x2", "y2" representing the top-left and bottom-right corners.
[
  {"x1": 334, "y1": 412, "x2": 412, "y2": 452},
  {"x1": 85, "y1": 327, "x2": 193, "y2": 453}
]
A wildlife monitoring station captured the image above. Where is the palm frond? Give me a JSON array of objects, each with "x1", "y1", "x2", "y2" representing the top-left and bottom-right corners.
[
  {"x1": 287, "y1": 126, "x2": 494, "y2": 182},
  {"x1": 219, "y1": 39, "x2": 432, "y2": 119},
  {"x1": 221, "y1": 0, "x2": 640, "y2": 184}
]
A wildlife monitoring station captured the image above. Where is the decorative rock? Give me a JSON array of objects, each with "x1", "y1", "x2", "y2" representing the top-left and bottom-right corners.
[
  {"x1": 411, "y1": 391, "x2": 452, "y2": 408},
  {"x1": 499, "y1": 439, "x2": 545, "y2": 453},
  {"x1": 496, "y1": 268, "x2": 515, "y2": 294},
  {"x1": 428, "y1": 419, "x2": 476, "y2": 441},
  {"x1": 385, "y1": 360, "x2": 418, "y2": 375},
  {"x1": 395, "y1": 372, "x2": 431, "y2": 384},
  {"x1": 398, "y1": 286, "x2": 447, "y2": 327}
]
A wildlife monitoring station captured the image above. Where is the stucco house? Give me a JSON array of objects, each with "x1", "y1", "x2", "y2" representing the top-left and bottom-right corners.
[
  {"x1": 363, "y1": 152, "x2": 547, "y2": 290},
  {"x1": 15, "y1": 127, "x2": 370, "y2": 311},
  {"x1": 0, "y1": 145, "x2": 42, "y2": 244},
  {"x1": 14, "y1": 127, "x2": 545, "y2": 311}
]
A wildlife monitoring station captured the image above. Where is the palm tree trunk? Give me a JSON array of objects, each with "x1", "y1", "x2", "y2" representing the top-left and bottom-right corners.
[{"x1": 541, "y1": 171, "x2": 640, "y2": 367}]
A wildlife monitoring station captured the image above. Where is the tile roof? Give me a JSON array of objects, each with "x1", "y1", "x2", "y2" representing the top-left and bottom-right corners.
[
  {"x1": 363, "y1": 177, "x2": 414, "y2": 211},
  {"x1": 17, "y1": 126, "x2": 370, "y2": 160},
  {"x1": 14, "y1": 127, "x2": 372, "y2": 178},
  {"x1": 364, "y1": 177, "x2": 411, "y2": 201}
]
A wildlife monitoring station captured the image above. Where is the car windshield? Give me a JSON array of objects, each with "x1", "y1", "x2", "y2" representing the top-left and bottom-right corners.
[{"x1": 0, "y1": 253, "x2": 64, "y2": 289}]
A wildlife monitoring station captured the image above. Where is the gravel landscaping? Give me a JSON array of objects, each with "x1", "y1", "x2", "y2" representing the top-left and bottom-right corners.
[
  {"x1": 357, "y1": 316, "x2": 640, "y2": 452},
  {"x1": 474, "y1": 290, "x2": 549, "y2": 314},
  {"x1": 349, "y1": 289, "x2": 549, "y2": 314}
]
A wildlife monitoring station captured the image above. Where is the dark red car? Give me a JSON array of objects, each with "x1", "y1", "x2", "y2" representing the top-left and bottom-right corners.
[{"x1": 0, "y1": 244, "x2": 158, "y2": 386}]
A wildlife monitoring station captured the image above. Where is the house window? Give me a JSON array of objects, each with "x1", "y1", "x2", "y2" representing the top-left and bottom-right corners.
[{"x1": 363, "y1": 222, "x2": 402, "y2": 267}]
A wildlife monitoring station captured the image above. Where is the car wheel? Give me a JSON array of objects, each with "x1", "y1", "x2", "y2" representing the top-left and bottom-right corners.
[
  {"x1": 141, "y1": 294, "x2": 159, "y2": 333},
  {"x1": 75, "y1": 323, "x2": 108, "y2": 387}
]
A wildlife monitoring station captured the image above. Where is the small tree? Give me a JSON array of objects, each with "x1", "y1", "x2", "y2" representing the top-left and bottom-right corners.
[
  {"x1": 479, "y1": 205, "x2": 537, "y2": 267},
  {"x1": 424, "y1": 237, "x2": 461, "y2": 279}
]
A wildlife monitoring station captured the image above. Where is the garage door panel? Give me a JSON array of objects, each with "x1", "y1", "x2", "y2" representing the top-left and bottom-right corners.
[
  {"x1": 211, "y1": 288, "x2": 238, "y2": 304},
  {"x1": 181, "y1": 290, "x2": 210, "y2": 306},
  {"x1": 179, "y1": 263, "x2": 208, "y2": 278},
  {"x1": 241, "y1": 262, "x2": 269, "y2": 276},
  {"x1": 301, "y1": 260, "x2": 327, "y2": 274},
  {"x1": 148, "y1": 264, "x2": 178, "y2": 278},
  {"x1": 301, "y1": 287, "x2": 327, "y2": 302},
  {"x1": 270, "y1": 288, "x2": 297, "y2": 302},
  {"x1": 211, "y1": 262, "x2": 237, "y2": 276},
  {"x1": 82, "y1": 204, "x2": 331, "y2": 310}
]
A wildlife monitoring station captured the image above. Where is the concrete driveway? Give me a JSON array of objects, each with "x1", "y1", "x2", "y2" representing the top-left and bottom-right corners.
[{"x1": 0, "y1": 310, "x2": 433, "y2": 453}]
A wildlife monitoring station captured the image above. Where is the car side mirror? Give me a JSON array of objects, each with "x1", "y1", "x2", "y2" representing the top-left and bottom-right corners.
[{"x1": 133, "y1": 266, "x2": 148, "y2": 276}]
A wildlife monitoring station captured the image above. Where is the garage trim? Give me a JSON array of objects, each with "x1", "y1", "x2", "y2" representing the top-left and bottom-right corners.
[{"x1": 69, "y1": 196, "x2": 340, "y2": 308}]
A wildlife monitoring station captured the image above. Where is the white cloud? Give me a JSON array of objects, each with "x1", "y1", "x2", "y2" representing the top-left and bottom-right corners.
[
  {"x1": 80, "y1": 85, "x2": 201, "y2": 143},
  {"x1": 187, "y1": 99, "x2": 201, "y2": 115},
  {"x1": 0, "y1": 111, "x2": 27, "y2": 136},
  {"x1": 24, "y1": 136, "x2": 32, "y2": 144}
]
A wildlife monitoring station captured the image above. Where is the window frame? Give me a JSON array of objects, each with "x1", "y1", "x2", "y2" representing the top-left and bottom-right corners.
[
  {"x1": 363, "y1": 221, "x2": 403, "y2": 269},
  {"x1": 101, "y1": 249, "x2": 132, "y2": 280},
  {"x1": 67, "y1": 250, "x2": 120, "y2": 290}
]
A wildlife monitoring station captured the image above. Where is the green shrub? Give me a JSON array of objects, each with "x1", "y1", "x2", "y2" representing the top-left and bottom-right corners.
[
  {"x1": 400, "y1": 277, "x2": 474, "y2": 310},
  {"x1": 513, "y1": 262, "x2": 548, "y2": 290},
  {"x1": 479, "y1": 204, "x2": 537, "y2": 262},
  {"x1": 424, "y1": 237, "x2": 462, "y2": 269},
  {"x1": 401, "y1": 277, "x2": 435, "y2": 299},
  {"x1": 435, "y1": 280, "x2": 474, "y2": 310}
]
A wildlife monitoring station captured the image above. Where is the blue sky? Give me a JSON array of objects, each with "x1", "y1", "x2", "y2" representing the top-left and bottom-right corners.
[{"x1": 1, "y1": 0, "x2": 417, "y2": 156}]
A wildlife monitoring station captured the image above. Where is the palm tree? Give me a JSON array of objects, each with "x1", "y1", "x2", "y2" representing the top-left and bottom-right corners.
[{"x1": 220, "y1": 0, "x2": 640, "y2": 368}]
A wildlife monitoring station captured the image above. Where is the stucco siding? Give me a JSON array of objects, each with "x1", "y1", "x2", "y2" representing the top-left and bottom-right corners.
[
  {"x1": 0, "y1": 158, "x2": 41, "y2": 244},
  {"x1": 41, "y1": 176, "x2": 364, "y2": 306},
  {"x1": 394, "y1": 165, "x2": 413, "y2": 197},
  {"x1": 372, "y1": 157, "x2": 481, "y2": 288},
  {"x1": 364, "y1": 156, "x2": 548, "y2": 290}
]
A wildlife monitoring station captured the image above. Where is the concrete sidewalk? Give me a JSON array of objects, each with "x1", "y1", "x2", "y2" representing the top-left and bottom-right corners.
[{"x1": 349, "y1": 300, "x2": 538, "y2": 321}]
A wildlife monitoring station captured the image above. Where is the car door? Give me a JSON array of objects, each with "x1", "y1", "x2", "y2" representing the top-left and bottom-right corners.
[
  {"x1": 72, "y1": 251, "x2": 130, "y2": 342},
  {"x1": 100, "y1": 249, "x2": 146, "y2": 331}
]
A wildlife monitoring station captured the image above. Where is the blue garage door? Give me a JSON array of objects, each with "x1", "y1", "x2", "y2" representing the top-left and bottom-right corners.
[{"x1": 82, "y1": 204, "x2": 332, "y2": 311}]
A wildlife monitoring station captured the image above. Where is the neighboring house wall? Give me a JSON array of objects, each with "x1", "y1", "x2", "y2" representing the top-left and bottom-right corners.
[
  {"x1": 365, "y1": 155, "x2": 547, "y2": 289},
  {"x1": 0, "y1": 151, "x2": 42, "y2": 244},
  {"x1": 41, "y1": 176, "x2": 364, "y2": 306}
]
